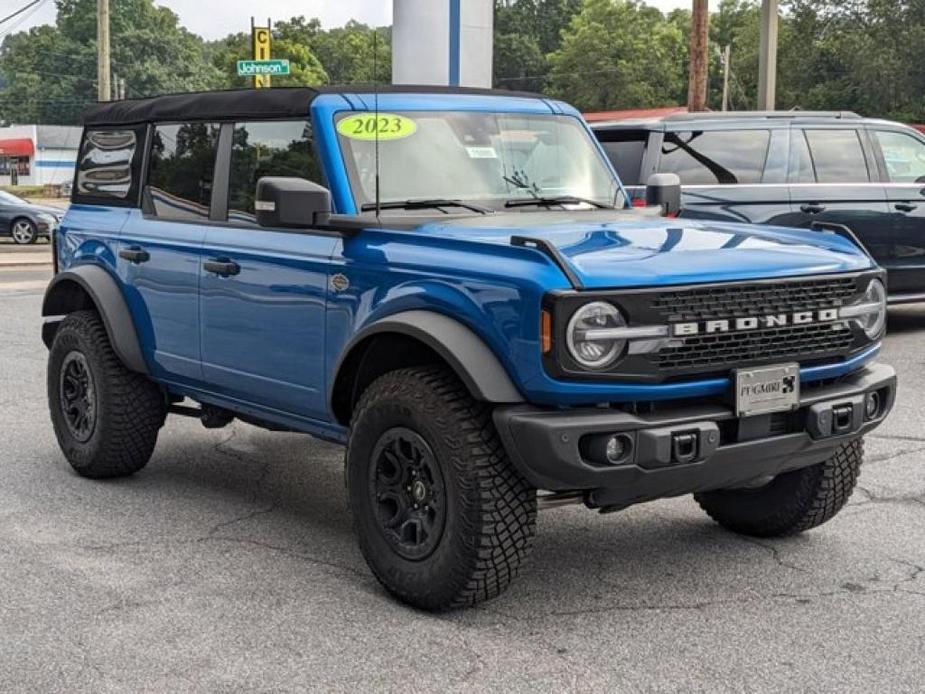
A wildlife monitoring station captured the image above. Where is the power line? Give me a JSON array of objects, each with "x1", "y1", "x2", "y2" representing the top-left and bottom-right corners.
[
  {"x1": 0, "y1": 0, "x2": 43, "y2": 26},
  {"x1": 0, "y1": 0, "x2": 50, "y2": 40}
]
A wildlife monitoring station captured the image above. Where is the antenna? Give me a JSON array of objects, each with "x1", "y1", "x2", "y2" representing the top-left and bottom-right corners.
[{"x1": 373, "y1": 27, "x2": 381, "y2": 219}]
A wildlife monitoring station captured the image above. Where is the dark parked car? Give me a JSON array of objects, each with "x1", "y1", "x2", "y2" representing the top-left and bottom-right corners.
[
  {"x1": 0, "y1": 190, "x2": 61, "y2": 244},
  {"x1": 592, "y1": 111, "x2": 925, "y2": 303}
]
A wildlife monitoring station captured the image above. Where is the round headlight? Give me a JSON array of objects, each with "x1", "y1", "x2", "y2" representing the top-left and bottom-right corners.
[
  {"x1": 566, "y1": 301, "x2": 626, "y2": 369},
  {"x1": 858, "y1": 279, "x2": 887, "y2": 339}
]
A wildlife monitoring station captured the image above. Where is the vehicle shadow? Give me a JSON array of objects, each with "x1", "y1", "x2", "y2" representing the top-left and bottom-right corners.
[
  {"x1": 887, "y1": 304, "x2": 925, "y2": 333},
  {"x1": 80, "y1": 419, "x2": 836, "y2": 616}
]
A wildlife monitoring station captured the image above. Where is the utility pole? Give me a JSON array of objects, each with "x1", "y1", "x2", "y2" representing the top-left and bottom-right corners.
[
  {"x1": 97, "y1": 0, "x2": 111, "y2": 102},
  {"x1": 721, "y1": 44, "x2": 731, "y2": 111},
  {"x1": 757, "y1": 0, "x2": 779, "y2": 110},
  {"x1": 687, "y1": 0, "x2": 709, "y2": 112}
]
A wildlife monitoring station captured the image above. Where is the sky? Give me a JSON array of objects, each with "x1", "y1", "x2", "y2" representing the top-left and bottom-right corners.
[{"x1": 12, "y1": 0, "x2": 691, "y2": 41}]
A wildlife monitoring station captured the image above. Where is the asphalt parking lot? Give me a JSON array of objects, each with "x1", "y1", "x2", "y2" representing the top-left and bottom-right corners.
[{"x1": 1, "y1": 271, "x2": 924, "y2": 693}]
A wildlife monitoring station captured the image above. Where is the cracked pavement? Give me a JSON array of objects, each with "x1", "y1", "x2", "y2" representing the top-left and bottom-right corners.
[{"x1": 1, "y1": 293, "x2": 925, "y2": 693}]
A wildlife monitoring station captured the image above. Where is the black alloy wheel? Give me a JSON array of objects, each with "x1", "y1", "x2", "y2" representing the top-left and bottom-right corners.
[
  {"x1": 369, "y1": 427, "x2": 447, "y2": 561},
  {"x1": 59, "y1": 350, "x2": 97, "y2": 443}
]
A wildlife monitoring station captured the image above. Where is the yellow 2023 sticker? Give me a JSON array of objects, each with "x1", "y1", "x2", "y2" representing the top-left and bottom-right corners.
[{"x1": 336, "y1": 113, "x2": 417, "y2": 141}]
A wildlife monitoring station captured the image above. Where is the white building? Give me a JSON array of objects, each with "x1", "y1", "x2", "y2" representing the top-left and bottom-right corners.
[
  {"x1": 392, "y1": 0, "x2": 493, "y2": 88},
  {"x1": 0, "y1": 124, "x2": 82, "y2": 187}
]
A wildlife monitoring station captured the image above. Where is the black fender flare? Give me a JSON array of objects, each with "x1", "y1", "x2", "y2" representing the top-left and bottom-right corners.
[
  {"x1": 331, "y1": 310, "x2": 524, "y2": 412},
  {"x1": 41, "y1": 265, "x2": 148, "y2": 374}
]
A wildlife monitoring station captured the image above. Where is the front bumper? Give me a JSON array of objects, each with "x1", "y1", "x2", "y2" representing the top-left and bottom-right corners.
[{"x1": 493, "y1": 363, "x2": 896, "y2": 511}]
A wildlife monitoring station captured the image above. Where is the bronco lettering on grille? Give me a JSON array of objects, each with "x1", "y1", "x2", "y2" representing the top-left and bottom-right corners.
[{"x1": 671, "y1": 309, "x2": 840, "y2": 337}]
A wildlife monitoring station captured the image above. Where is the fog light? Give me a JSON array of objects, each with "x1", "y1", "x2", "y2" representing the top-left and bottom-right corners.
[
  {"x1": 580, "y1": 433, "x2": 633, "y2": 466},
  {"x1": 865, "y1": 391, "x2": 880, "y2": 420},
  {"x1": 606, "y1": 435, "x2": 626, "y2": 464}
]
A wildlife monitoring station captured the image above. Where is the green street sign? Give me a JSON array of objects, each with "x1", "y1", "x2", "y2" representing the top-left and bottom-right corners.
[{"x1": 237, "y1": 59, "x2": 291, "y2": 77}]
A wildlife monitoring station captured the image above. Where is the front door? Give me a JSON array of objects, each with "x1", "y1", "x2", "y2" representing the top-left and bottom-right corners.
[
  {"x1": 787, "y1": 126, "x2": 891, "y2": 264},
  {"x1": 198, "y1": 119, "x2": 337, "y2": 420},
  {"x1": 870, "y1": 127, "x2": 925, "y2": 296}
]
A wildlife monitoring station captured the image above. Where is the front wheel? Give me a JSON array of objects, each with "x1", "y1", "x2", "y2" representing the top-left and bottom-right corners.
[
  {"x1": 11, "y1": 218, "x2": 37, "y2": 244},
  {"x1": 346, "y1": 366, "x2": 537, "y2": 610},
  {"x1": 695, "y1": 438, "x2": 863, "y2": 537}
]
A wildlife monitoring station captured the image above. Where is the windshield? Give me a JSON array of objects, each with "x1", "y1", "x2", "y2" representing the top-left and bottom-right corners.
[
  {"x1": 0, "y1": 191, "x2": 27, "y2": 205},
  {"x1": 335, "y1": 111, "x2": 623, "y2": 212}
]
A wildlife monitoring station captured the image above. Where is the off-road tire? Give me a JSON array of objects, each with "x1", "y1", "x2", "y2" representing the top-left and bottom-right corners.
[
  {"x1": 48, "y1": 310, "x2": 166, "y2": 479},
  {"x1": 346, "y1": 366, "x2": 537, "y2": 610},
  {"x1": 695, "y1": 438, "x2": 863, "y2": 537}
]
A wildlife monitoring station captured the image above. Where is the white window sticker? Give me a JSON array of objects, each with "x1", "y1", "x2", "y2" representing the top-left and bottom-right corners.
[{"x1": 465, "y1": 146, "x2": 498, "y2": 159}]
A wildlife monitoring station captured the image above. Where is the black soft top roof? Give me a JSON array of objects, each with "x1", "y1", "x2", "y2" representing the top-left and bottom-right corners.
[{"x1": 81, "y1": 85, "x2": 544, "y2": 126}]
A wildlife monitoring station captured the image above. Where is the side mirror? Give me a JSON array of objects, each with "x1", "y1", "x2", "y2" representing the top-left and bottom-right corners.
[
  {"x1": 645, "y1": 173, "x2": 682, "y2": 217},
  {"x1": 255, "y1": 176, "x2": 331, "y2": 228}
]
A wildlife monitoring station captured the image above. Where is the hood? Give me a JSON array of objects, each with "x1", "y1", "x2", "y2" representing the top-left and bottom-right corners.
[
  {"x1": 25, "y1": 204, "x2": 64, "y2": 218},
  {"x1": 412, "y1": 211, "x2": 873, "y2": 289}
]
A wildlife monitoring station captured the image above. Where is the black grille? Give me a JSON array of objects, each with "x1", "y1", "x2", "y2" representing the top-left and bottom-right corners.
[
  {"x1": 648, "y1": 276, "x2": 862, "y2": 375},
  {"x1": 653, "y1": 323, "x2": 855, "y2": 371},
  {"x1": 649, "y1": 277, "x2": 858, "y2": 322}
]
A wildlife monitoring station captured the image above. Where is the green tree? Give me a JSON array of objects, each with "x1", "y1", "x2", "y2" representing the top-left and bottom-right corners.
[
  {"x1": 0, "y1": 0, "x2": 224, "y2": 124},
  {"x1": 493, "y1": 32, "x2": 546, "y2": 91},
  {"x1": 308, "y1": 21, "x2": 391, "y2": 85},
  {"x1": 493, "y1": 0, "x2": 582, "y2": 91},
  {"x1": 546, "y1": 0, "x2": 687, "y2": 111}
]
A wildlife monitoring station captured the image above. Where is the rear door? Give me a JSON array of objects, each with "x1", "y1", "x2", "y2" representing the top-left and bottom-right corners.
[
  {"x1": 198, "y1": 119, "x2": 337, "y2": 420},
  {"x1": 117, "y1": 121, "x2": 219, "y2": 383},
  {"x1": 787, "y1": 126, "x2": 891, "y2": 265},
  {"x1": 656, "y1": 126, "x2": 793, "y2": 224},
  {"x1": 869, "y1": 127, "x2": 925, "y2": 296}
]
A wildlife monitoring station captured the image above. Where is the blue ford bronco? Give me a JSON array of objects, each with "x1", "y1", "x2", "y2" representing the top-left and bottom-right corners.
[{"x1": 44, "y1": 87, "x2": 896, "y2": 610}]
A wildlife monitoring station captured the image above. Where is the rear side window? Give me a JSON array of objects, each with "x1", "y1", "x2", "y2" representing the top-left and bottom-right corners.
[
  {"x1": 227, "y1": 120, "x2": 322, "y2": 225},
  {"x1": 660, "y1": 130, "x2": 770, "y2": 185},
  {"x1": 74, "y1": 128, "x2": 144, "y2": 204},
  {"x1": 145, "y1": 122, "x2": 221, "y2": 220},
  {"x1": 803, "y1": 129, "x2": 870, "y2": 183},
  {"x1": 595, "y1": 130, "x2": 648, "y2": 185},
  {"x1": 874, "y1": 130, "x2": 925, "y2": 184}
]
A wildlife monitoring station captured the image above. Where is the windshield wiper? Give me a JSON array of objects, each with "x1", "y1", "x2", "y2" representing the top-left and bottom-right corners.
[
  {"x1": 360, "y1": 199, "x2": 491, "y2": 214},
  {"x1": 505, "y1": 195, "x2": 612, "y2": 210}
]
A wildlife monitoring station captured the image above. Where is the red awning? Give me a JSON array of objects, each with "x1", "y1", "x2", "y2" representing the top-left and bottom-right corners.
[{"x1": 0, "y1": 138, "x2": 34, "y2": 157}]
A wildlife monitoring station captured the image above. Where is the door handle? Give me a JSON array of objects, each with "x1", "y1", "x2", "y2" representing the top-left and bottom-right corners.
[
  {"x1": 119, "y1": 247, "x2": 150, "y2": 264},
  {"x1": 895, "y1": 202, "x2": 918, "y2": 212},
  {"x1": 203, "y1": 259, "x2": 240, "y2": 277},
  {"x1": 800, "y1": 203, "x2": 826, "y2": 214}
]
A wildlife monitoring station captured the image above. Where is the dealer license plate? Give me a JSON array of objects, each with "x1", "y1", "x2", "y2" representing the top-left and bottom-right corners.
[{"x1": 734, "y1": 363, "x2": 800, "y2": 417}]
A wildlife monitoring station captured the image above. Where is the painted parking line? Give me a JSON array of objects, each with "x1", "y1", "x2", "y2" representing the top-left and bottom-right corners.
[{"x1": 0, "y1": 280, "x2": 49, "y2": 294}]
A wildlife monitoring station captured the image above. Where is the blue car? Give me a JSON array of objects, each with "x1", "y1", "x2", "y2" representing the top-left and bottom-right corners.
[{"x1": 43, "y1": 87, "x2": 896, "y2": 609}]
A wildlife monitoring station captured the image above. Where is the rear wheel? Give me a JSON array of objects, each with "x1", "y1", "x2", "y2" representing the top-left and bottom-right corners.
[
  {"x1": 48, "y1": 311, "x2": 166, "y2": 479},
  {"x1": 695, "y1": 438, "x2": 863, "y2": 537},
  {"x1": 11, "y1": 218, "x2": 36, "y2": 244},
  {"x1": 346, "y1": 366, "x2": 537, "y2": 610}
]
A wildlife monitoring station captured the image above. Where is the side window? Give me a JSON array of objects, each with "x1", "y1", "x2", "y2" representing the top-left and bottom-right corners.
[
  {"x1": 595, "y1": 130, "x2": 648, "y2": 186},
  {"x1": 227, "y1": 120, "x2": 322, "y2": 224},
  {"x1": 803, "y1": 129, "x2": 870, "y2": 183},
  {"x1": 146, "y1": 122, "x2": 221, "y2": 220},
  {"x1": 74, "y1": 127, "x2": 144, "y2": 203},
  {"x1": 659, "y1": 130, "x2": 770, "y2": 185},
  {"x1": 789, "y1": 129, "x2": 816, "y2": 184},
  {"x1": 874, "y1": 130, "x2": 925, "y2": 184}
]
